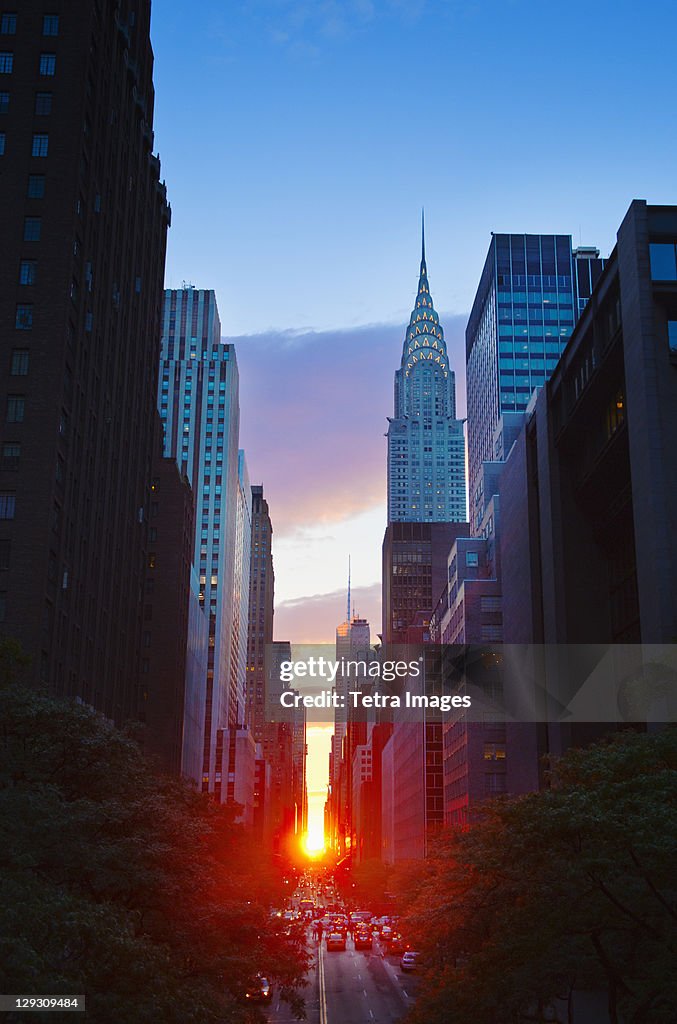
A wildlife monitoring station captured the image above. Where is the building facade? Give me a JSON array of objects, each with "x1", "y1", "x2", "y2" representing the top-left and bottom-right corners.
[
  {"x1": 246, "y1": 485, "x2": 275, "y2": 746},
  {"x1": 508, "y1": 200, "x2": 677, "y2": 650},
  {"x1": 158, "y1": 287, "x2": 241, "y2": 794},
  {"x1": 387, "y1": 220, "x2": 466, "y2": 523},
  {"x1": 0, "y1": 1, "x2": 170, "y2": 724},
  {"x1": 142, "y1": 440, "x2": 207, "y2": 782},
  {"x1": 382, "y1": 521, "x2": 469, "y2": 644},
  {"x1": 466, "y1": 235, "x2": 603, "y2": 533}
]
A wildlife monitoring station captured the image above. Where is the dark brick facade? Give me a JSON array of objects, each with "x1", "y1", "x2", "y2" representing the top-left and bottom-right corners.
[{"x1": 0, "y1": 1, "x2": 170, "y2": 724}]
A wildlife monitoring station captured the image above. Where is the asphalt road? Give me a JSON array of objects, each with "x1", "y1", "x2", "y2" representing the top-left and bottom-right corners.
[{"x1": 266, "y1": 935, "x2": 418, "y2": 1024}]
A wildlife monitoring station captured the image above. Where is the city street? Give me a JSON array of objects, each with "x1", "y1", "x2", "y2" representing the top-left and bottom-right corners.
[{"x1": 267, "y1": 933, "x2": 418, "y2": 1024}]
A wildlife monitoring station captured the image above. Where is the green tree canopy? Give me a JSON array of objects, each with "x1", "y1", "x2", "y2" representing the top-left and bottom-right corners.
[
  {"x1": 400, "y1": 729, "x2": 677, "y2": 1024},
  {"x1": 0, "y1": 644, "x2": 309, "y2": 1022}
]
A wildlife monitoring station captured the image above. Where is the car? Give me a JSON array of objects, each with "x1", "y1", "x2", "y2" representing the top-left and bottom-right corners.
[
  {"x1": 400, "y1": 951, "x2": 420, "y2": 972},
  {"x1": 351, "y1": 910, "x2": 372, "y2": 924},
  {"x1": 326, "y1": 932, "x2": 347, "y2": 951},
  {"x1": 389, "y1": 933, "x2": 406, "y2": 954},
  {"x1": 245, "y1": 976, "x2": 273, "y2": 1003},
  {"x1": 354, "y1": 929, "x2": 372, "y2": 950}
]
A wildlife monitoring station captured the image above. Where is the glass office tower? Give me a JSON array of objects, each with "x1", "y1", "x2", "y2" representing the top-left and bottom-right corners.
[{"x1": 466, "y1": 234, "x2": 603, "y2": 533}]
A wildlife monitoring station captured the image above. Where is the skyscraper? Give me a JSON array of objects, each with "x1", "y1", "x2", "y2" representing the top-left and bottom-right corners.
[
  {"x1": 466, "y1": 234, "x2": 603, "y2": 533},
  {"x1": 387, "y1": 216, "x2": 466, "y2": 523},
  {"x1": 158, "y1": 288, "x2": 241, "y2": 794},
  {"x1": 0, "y1": 1, "x2": 170, "y2": 723},
  {"x1": 246, "y1": 485, "x2": 275, "y2": 745}
]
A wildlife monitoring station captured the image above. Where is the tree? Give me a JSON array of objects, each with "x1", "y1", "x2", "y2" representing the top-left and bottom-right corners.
[
  {"x1": 400, "y1": 729, "x2": 677, "y2": 1024},
  {"x1": 0, "y1": 642, "x2": 309, "y2": 1022}
]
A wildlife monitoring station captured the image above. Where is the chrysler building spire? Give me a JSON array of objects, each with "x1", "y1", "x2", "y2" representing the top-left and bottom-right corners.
[{"x1": 386, "y1": 218, "x2": 467, "y2": 523}]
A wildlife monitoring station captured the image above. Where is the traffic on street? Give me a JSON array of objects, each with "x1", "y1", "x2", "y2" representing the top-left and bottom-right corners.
[{"x1": 264, "y1": 871, "x2": 420, "y2": 1024}]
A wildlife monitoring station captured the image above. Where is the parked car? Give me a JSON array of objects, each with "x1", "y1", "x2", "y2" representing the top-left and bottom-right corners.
[
  {"x1": 400, "y1": 951, "x2": 421, "y2": 972},
  {"x1": 326, "y1": 932, "x2": 347, "y2": 951}
]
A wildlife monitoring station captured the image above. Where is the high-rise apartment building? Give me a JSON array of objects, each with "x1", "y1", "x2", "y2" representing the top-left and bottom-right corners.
[
  {"x1": 0, "y1": 1, "x2": 170, "y2": 722},
  {"x1": 387, "y1": 220, "x2": 466, "y2": 523},
  {"x1": 466, "y1": 234, "x2": 603, "y2": 532},
  {"x1": 158, "y1": 288, "x2": 241, "y2": 794}
]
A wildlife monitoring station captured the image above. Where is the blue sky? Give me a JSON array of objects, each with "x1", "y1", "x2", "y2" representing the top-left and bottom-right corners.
[{"x1": 151, "y1": 0, "x2": 677, "y2": 335}]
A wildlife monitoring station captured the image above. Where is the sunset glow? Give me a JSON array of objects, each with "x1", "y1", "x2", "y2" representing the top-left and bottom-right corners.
[{"x1": 303, "y1": 829, "x2": 326, "y2": 858}]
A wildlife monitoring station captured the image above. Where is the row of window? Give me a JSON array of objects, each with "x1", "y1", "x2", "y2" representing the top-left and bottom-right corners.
[
  {"x1": 0, "y1": 131, "x2": 49, "y2": 156},
  {"x1": 1, "y1": 13, "x2": 59, "y2": 35},
  {"x1": 0, "y1": 91, "x2": 52, "y2": 114},
  {"x1": 0, "y1": 52, "x2": 57, "y2": 75}
]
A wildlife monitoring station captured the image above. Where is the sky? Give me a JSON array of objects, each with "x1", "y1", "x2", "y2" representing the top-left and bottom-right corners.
[{"x1": 148, "y1": 0, "x2": 677, "y2": 836}]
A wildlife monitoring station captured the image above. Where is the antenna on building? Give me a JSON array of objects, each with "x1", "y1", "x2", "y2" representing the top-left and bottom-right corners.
[
  {"x1": 347, "y1": 555, "x2": 351, "y2": 623},
  {"x1": 421, "y1": 207, "x2": 426, "y2": 263}
]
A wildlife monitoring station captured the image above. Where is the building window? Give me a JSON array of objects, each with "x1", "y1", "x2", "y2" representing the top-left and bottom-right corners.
[
  {"x1": 27, "y1": 174, "x2": 45, "y2": 199},
  {"x1": 15, "y1": 304, "x2": 33, "y2": 329},
  {"x1": 23, "y1": 217, "x2": 41, "y2": 241},
  {"x1": 6, "y1": 394, "x2": 24, "y2": 422},
  {"x1": 31, "y1": 133, "x2": 48, "y2": 157},
  {"x1": 668, "y1": 321, "x2": 677, "y2": 357},
  {"x1": 649, "y1": 243, "x2": 677, "y2": 282},
  {"x1": 605, "y1": 391, "x2": 625, "y2": 440},
  {"x1": 42, "y1": 14, "x2": 59, "y2": 35},
  {"x1": 0, "y1": 492, "x2": 16, "y2": 519},
  {"x1": 10, "y1": 349, "x2": 28, "y2": 374},
  {"x1": 1, "y1": 443, "x2": 19, "y2": 469},
  {"x1": 148, "y1": 552, "x2": 156, "y2": 569},
  {"x1": 0, "y1": 51, "x2": 12, "y2": 73},
  {"x1": 0, "y1": 130, "x2": 4, "y2": 154},
  {"x1": 0, "y1": 91, "x2": 8, "y2": 112},
  {"x1": 39, "y1": 53, "x2": 56, "y2": 76},
  {"x1": 1, "y1": 13, "x2": 16, "y2": 34},
  {"x1": 484, "y1": 773, "x2": 507, "y2": 795},
  {"x1": 0, "y1": 539, "x2": 9, "y2": 569},
  {"x1": 466, "y1": 551, "x2": 479, "y2": 567},
  {"x1": 19, "y1": 260, "x2": 37, "y2": 285},
  {"x1": 34, "y1": 91, "x2": 52, "y2": 115}
]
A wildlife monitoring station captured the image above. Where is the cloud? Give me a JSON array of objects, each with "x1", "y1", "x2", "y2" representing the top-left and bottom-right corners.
[
  {"x1": 274, "y1": 581, "x2": 383, "y2": 644},
  {"x1": 231, "y1": 317, "x2": 466, "y2": 538}
]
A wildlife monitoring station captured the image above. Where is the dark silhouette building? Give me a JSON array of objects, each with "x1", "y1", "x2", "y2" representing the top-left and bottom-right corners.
[
  {"x1": 142, "y1": 429, "x2": 207, "y2": 783},
  {"x1": 0, "y1": 1, "x2": 170, "y2": 723}
]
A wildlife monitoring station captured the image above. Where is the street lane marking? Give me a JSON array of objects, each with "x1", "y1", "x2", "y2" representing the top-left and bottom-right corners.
[{"x1": 319, "y1": 942, "x2": 328, "y2": 1024}]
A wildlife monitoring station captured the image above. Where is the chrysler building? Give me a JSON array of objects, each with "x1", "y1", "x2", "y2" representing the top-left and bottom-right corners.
[{"x1": 387, "y1": 217, "x2": 466, "y2": 522}]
